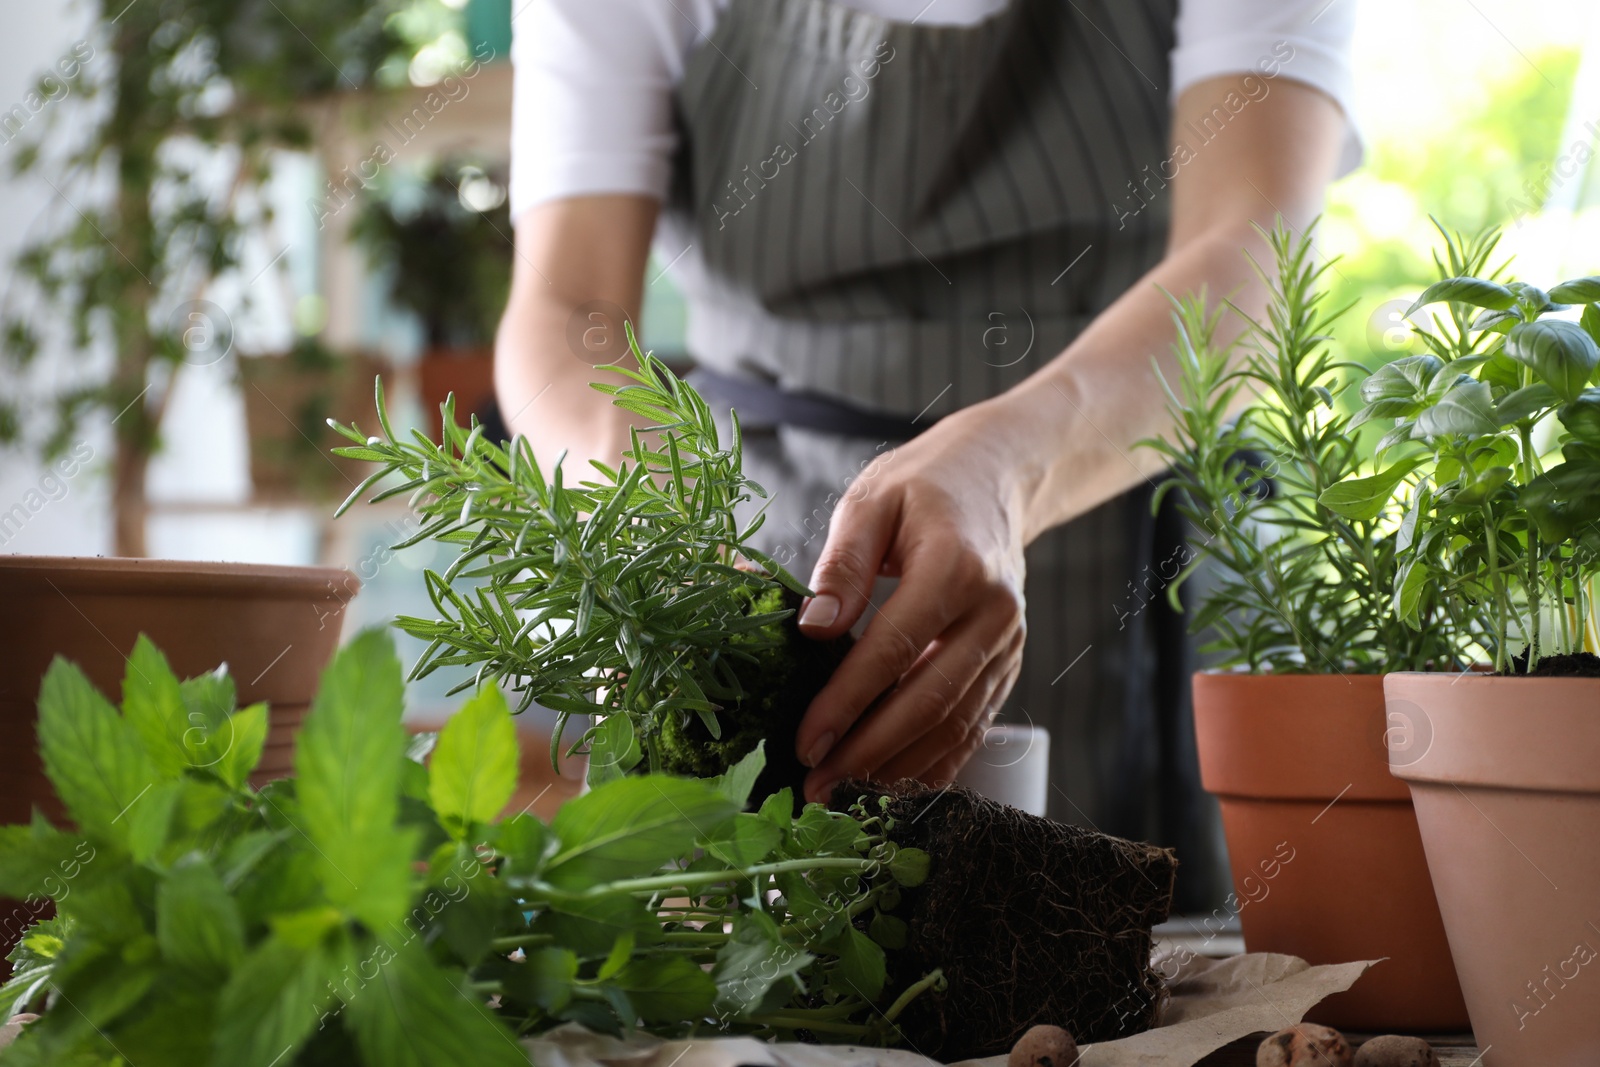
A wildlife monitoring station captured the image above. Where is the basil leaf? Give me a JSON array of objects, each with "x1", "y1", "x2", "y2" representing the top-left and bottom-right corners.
[
  {"x1": 1494, "y1": 383, "x2": 1559, "y2": 425},
  {"x1": 1417, "y1": 380, "x2": 1499, "y2": 438},
  {"x1": 1548, "y1": 276, "x2": 1600, "y2": 304},
  {"x1": 1505, "y1": 319, "x2": 1600, "y2": 401},
  {"x1": 1317, "y1": 455, "x2": 1424, "y2": 521},
  {"x1": 1359, "y1": 355, "x2": 1444, "y2": 404},
  {"x1": 1393, "y1": 557, "x2": 1428, "y2": 628},
  {"x1": 1558, "y1": 389, "x2": 1600, "y2": 444},
  {"x1": 1405, "y1": 276, "x2": 1517, "y2": 317}
]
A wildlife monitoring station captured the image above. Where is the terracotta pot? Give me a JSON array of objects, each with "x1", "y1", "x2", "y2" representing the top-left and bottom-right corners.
[
  {"x1": 1193, "y1": 671, "x2": 1469, "y2": 1032},
  {"x1": 0, "y1": 556, "x2": 355, "y2": 970},
  {"x1": 1385, "y1": 672, "x2": 1600, "y2": 1066},
  {"x1": 0, "y1": 555, "x2": 356, "y2": 821}
]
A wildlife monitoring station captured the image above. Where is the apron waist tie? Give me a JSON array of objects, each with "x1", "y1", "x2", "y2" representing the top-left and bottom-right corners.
[{"x1": 687, "y1": 365, "x2": 935, "y2": 442}]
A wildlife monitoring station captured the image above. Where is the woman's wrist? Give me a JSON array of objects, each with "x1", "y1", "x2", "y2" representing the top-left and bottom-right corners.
[
  {"x1": 953, "y1": 388, "x2": 1064, "y2": 547},
  {"x1": 978, "y1": 361, "x2": 1167, "y2": 544}
]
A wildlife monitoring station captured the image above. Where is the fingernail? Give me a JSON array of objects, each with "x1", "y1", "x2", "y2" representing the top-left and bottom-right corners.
[
  {"x1": 799, "y1": 594, "x2": 840, "y2": 630},
  {"x1": 804, "y1": 731, "x2": 835, "y2": 769}
]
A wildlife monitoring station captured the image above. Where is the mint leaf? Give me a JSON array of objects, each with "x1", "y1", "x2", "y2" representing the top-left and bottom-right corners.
[
  {"x1": 530, "y1": 895, "x2": 660, "y2": 958},
  {"x1": 584, "y1": 713, "x2": 641, "y2": 786},
  {"x1": 176, "y1": 668, "x2": 239, "y2": 774},
  {"x1": 293, "y1": 629, "x2": 414, "y2": 929},
  {"x1": 712, "y1": 911, "x2": 812, "y2": 1016},
  {"x1": 703, "y1": 812, "x2": 782, "y2": 867},
  {"x1": 215, "y1": 703, "x2": 270, "y2": 791},
  {"x1": 606, "y1": 955, "x2": 717, "y2": 1024},
  {"x1": 38, "y1": 657, "x2": 161, "y2": 847},
  {"x1": 545, "y1": 776, "x2": 736, "y2": 889},
  {"x1": 429, "y1": 684, "x2": 519, "y2": 836},
  {"x1": 156, "y1": 858, "x2": 246, "y2": 978},
  {"x1": 120, "y1": 635, "x2": 192, "y2": 779},
  {"x1": 345, "y1": 940, "x2": 527, "y2": 1067},
  {"x1": 0, "y1": 823, "x2": 91, "y2": 900},
  {"x1": 214, "y1": 935, "x2": 342, "y2": 1067},
  {"x1": 494, "y1": 813, "x2": 557, "y2": 881},
  {"x1": 828, "y1": 926, "x2": 887, "y2": 1001},
  {"x1": 712, "y1": 741, "x2": 765, "y2": 808},
  {"x1": 122, "y1": 780, "x2": 181, "y2": 863},
  {"x1": 494, "y1": 946, "x2": 577, "y2": 1014}
]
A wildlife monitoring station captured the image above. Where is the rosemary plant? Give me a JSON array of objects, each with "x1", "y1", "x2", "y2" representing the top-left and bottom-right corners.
[
  {"x1": 1329, "y1": 226, "x2": 1600, "y2": 672},
  {"x1": 1143, "y1": 221, "x2": 1474, "y2": 673},
  {"x1": 329, "y1": 331, "x2": 807, "y2": 779}
]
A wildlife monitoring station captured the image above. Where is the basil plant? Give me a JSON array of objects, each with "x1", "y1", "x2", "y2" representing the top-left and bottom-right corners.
[{"x1": 1324, "y1": 228, "x2": 1600, "y2": 673}]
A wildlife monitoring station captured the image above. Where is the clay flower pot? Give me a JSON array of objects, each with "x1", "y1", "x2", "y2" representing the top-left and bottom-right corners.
[
  {"x1": 0, "y1": 555, "x2": 357, "y2": 824},
  {"x1": 1193, "y1": 671, "x2": 1468, "y2": 1032},
  {"x1": 1386, "y1": 672, "x2": 1600, "y2": 1067}
]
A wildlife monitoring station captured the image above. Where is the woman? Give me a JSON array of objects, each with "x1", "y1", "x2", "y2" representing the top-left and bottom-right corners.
[{"x1": 496, "y1": 0, "x2": 1356, "y2": 847}]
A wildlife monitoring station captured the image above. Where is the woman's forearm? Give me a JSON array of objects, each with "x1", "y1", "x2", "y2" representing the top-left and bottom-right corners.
[
  {"x1": 494, "y1": 195, "x2": 660, "y2": 472},
  {"x1": 987, "y1": 218, "x2": 1275, "y2": 542},
  {"x1": 981, "y1": 75, "x2": 1346, "y2": 542}
]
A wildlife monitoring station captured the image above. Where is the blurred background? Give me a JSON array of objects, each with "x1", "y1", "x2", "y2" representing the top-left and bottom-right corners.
[{"x1": 0, "y1": 0, "x2": 1597, "y2": 725}]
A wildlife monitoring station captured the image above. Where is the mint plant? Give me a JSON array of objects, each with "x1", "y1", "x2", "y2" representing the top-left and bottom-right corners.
[
  {"x1": 1326, "y1": 227, "x2": 1600, "y2": 672},
  {"x1": 328, "y1": 334, "x2": 822, "y2": 786},
  {"x1": 1143, "y1": 222, "x2": 1476, "y2": 673},
  {"x1": 0, "y1": 632, "x2": 940, "y2": 1064}
]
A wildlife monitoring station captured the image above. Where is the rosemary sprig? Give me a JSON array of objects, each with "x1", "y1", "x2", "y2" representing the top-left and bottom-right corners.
[
  {"x1": 1143, "y1": 221, "x2": 1477, "y2": 673},
  {"x1": 329, "y1": 328, "x2": 809, "y2": 773}
]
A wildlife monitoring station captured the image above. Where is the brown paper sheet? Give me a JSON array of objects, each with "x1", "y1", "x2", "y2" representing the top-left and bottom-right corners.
[
  {"x1": 518, "y1": 954, "x2": 1376, "y2": 1067},
  {"x1": 0, "y1": 953, "x2": 1374, "y2": 1065}
]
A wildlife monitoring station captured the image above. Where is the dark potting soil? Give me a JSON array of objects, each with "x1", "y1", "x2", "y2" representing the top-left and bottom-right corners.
[
  {"x1": 834, "y1": 780, "x2": 1178, "y2": 1060},
  {"x1": 1506, "y1": 650, "x2": 1600, "y2": 677},
  {"x1": 658, "y1": 587, "x2": 853, "y2": 805}
]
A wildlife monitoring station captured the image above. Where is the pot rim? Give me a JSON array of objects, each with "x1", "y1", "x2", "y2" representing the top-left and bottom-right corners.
[
  {"x1": 0, "y1": 555, "x2": 354, "y2": 599},
  {"x1": 1384, "y1": 671, "x2": 1600, "y2": 791}
]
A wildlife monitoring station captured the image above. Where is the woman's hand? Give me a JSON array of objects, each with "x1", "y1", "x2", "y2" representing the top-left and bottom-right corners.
[{"x1": 792, "y1": 398, "x2": 1034, "y2": 803}]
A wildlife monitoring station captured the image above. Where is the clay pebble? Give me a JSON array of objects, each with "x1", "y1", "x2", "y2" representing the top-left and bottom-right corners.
[
  {"x1": 1354, "y1": 1034, "x2": 1439, "y2": 1067},
  {"x1": 1008, "y1": 1024, "x2": 1080, "y2": 1067},
  {"x1": 1256, "y1": 1023, "x2": 1354, "y2": 1067}
]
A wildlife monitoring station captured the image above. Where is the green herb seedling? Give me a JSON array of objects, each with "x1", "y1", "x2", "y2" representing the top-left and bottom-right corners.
[{"x1": 328, "y1": 330, "x2": 810, "y2": 784}]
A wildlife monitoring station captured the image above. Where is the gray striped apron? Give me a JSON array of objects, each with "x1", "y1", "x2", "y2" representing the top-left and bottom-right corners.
[{"x1": 659, "y1": 0, "x2": 1223, "y2": 903}]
